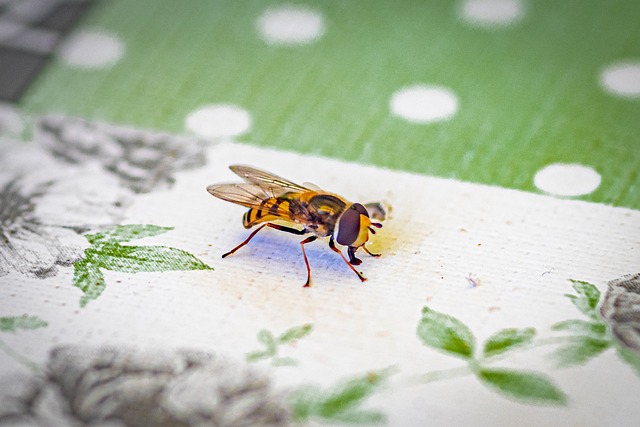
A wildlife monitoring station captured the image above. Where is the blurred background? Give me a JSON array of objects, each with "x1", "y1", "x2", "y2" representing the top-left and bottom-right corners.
[{"x1": 2, "y1": 0, "x2": 639, "y2": 208}]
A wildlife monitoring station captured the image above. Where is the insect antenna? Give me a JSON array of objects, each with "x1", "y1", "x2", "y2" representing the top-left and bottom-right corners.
[{"x1": 368, "y1": 222, "x2": 383, "y2": 234}]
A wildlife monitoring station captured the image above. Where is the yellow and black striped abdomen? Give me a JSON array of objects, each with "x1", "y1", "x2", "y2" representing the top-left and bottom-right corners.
[{"x1": 242, "y1": 196, "x2": 296, "y2": 228}]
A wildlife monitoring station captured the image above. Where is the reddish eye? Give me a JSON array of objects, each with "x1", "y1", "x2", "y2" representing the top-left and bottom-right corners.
[{"x1": 336, "y1": 206, "x2": 361, "y2": 246}]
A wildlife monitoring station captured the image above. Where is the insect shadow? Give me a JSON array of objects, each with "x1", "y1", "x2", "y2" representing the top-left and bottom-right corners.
[{"x1": 226, "y1": 230, "x2": 364, "y2": 284}]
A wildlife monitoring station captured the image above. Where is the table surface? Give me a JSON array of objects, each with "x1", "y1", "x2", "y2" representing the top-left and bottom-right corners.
[{"x1": 1, "y1": 1, "x2": 639, "y2": 426}]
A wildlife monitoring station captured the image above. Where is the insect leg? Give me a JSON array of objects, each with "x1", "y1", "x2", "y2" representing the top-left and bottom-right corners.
[
  {"x1": 328, "y1": 238, "x2": 367, "y2": 282},
  {"x1": 362, "y1": 245, "x2": 381, "y2": 258},
  {"x1": 347, "y1": 246, "x2": 362, "y2": 265},
  {"x1": 222, "y1": 223, "x2": 306, "y2": 258},
  {"x1": 300, "y1": 235, "x2": 317, "y2": 288},
  {"x1": 264, "y1": 223, "x2": 307, "y2": 235}
]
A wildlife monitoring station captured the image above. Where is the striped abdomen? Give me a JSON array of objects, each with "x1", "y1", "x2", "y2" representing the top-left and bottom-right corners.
[
  {"x1": 242, "y1": 196, "x2": 295, "y2": 228},
  {"x1": 241, "y1": 192, "x2": 348, "y2": 234}
]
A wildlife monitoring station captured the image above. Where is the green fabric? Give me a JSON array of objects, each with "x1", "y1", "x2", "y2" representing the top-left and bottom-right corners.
[{"x1": 20, "y1": 0, "x2": 640, "y2": 208}]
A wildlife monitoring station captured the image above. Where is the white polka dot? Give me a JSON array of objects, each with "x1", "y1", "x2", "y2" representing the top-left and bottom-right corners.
[
  {"x1": 534, "y1": 163, "x2": 601, "y2": 197},
  {"x1": 185, "y1": 104, "x2": 252, "y2": 139},
  {"x1": 460, "y1": 0, "x2": 525, "y2": 27},
  {"x1": 257, "y1": 6, "x2": 325, "y2": 45},
  {"x1": 390, "y1": 85, "x2": 459, "y2": 123},
  {"x1": 600, "y1": 62, "x2": 640, "y2": 98},
  {"x1": 0, "y1": 103, "x2": 24, "y2": 135},
  {"x1": 58, "y1": 30, "x2": 124, "y2": 68}
]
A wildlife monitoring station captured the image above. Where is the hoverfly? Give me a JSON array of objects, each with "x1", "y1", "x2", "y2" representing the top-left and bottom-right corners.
[{"x1": 207, "y1": 165, "x2": 384, "y2": 287}]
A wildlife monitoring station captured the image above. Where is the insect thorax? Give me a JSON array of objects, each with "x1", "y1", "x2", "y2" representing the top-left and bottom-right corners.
[{"x1": 305, "y1": 194, "x2": 347, "y2": 237}]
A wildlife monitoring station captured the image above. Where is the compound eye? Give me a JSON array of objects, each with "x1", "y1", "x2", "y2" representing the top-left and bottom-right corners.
[
  {"x1": 352, "y1": 203, "x2": 369, "y2": 217},
  {"x1": 336, "y1": 206, "x2": 361, "y2": 246}
]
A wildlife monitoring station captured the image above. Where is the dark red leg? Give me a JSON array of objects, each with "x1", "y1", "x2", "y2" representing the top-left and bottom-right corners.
[
  {"x1": 329, "y1": 238, "x2": 367, "y2": 282},
  {"x1": 300, "y1": 236, "x2": 317, "y2": 287}
]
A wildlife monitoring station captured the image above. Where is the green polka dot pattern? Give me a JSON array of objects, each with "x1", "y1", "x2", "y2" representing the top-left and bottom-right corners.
[{"x1": 19, "y1": 0, "x2": 640, "y2": 209}]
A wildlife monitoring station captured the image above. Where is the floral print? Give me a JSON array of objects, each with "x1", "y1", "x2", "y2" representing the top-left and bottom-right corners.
[
  {"x1": 0, "y1": 345, "x2": 291, "y2": 427},
  {"x1": 0, "y1": 139, "x2": 132, "y2": 278},
  {"x1": 36, "y1": 115, "x2": 206, "y2": 194}
]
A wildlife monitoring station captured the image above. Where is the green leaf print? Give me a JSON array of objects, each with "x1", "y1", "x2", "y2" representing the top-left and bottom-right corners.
[
  {"x1": 551, "y1": 319, "x2": 607, "y2": 337},
  {"x1": 566, "y1": 279, "x2": 601, "y2": 321},
  {"x1": 291, "y1": 369, "x2": 390, "y2": 425},
  {"x1": 247, "y1": 324, "x2": 313, "y2": 366},
  {"x1": 257, "y1": 330, "x2": 277, "y2": 354},
  {"x1": 95, "y1": 244, "x2": 211, "y2": 272},
  {"x1": 417, "y1": 306, "x2": 565, "y2": 406},
  {"x1": 278, "y1": 323, "x2": 313, "y2": 344},
  {"x1": 417, "y1": 306, "x2": 475, "y2": 359},
  {"x1": 0, "y1": 315, "x2": 48, "y2": 332},
  {"x1": 552, "y1": 336, "x2": 610, "y2": 368},
  {"x1": 552, "y1": 278, "x2": 640, "y2": 373},
  {"x1": 272, "y1": 357, "x2": 298, "y2": 367},
  {"x1": 477, "y1": 368, "x2": 567, "y2": 405},
  {"x1": 73, "y1": 224, "x2": 212, "y2": 306},
  {"x1": 615, "y1": 345, "x2": 640, "y2": 376},
  {"x1": 246, "y1": 350, "x2": 271, "y2": 362},
  {"x1": 86, "y1": 224, "x2": 173, "y2": 245},
  {"x1": 73, "y1": 258, "x2": 107, "y2": 307},
  {"x1": 483, "y1": 328, "x2": 536, "y2": 358},
  {"x1": 0, "y1": 315, "x2": 48, "y2": 372}
]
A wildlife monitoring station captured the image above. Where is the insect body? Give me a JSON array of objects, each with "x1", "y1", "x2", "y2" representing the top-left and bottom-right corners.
[{"x1": 207, "y1": 165, "x2": 383, "y2": 287}]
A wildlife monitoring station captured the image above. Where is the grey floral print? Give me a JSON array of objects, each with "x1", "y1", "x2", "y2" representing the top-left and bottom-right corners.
[
  {"x1": 0, "y1": 345, "x2": 291, "y2": 427},
  {"x1": 0, "y1": 140, "x2": 132, "y2": 278},
  {"x1": 36, "y1": 115, "x2": 207, "y2": 194},
  {"x1": 600, "y1": 273, "x2": 640, "y2": 354},
  {"x1": 0, "y1": 177, "x2": 68, "y2": 278},
  {"x1": 1, "y1": 111, "x2": 209, "y2": 279}
]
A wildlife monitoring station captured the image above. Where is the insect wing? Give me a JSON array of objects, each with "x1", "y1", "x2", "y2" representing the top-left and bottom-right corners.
[
  {"x1": 206, "y1": 183, "x2": 268, "y2": 209},
  {"x1": 229, "y1": 165, "x2": 313, "y2": 198},
  {"x1": 207, "y1": 182, "x2": 311, "y2": 222}
]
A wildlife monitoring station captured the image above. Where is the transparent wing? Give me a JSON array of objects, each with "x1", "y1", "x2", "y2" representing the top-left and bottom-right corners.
[
  {"x1": 206, "y1": 182, "x2": 311, "y2": 220},
  {"x1": 229, "y1": 165, "x2": 313, "y2": 198},
  {"x1": 206, "y1": 183, "x2": 269, "y2": 209}
]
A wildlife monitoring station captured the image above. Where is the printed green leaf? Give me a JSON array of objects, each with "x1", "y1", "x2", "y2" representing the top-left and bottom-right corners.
[
  {"x1": 95, "y1": 243, "x2": 212, "y2": 273},
  {"x1": 74, "y1": 225, "x2": 213, "y2": 307},
  {"x1": 318, "y1": 376, "x2": 381, "y2": 416},
  {"x1": 272, "y1": 357, "x2": 298, "y2": 367},
  {"x1": 290, "y1": 385, "x2": 323, "y2": 421},
  {"x1": 86, "y1": 224, "x2": 173, "y2": 245},
  {"x1": 551, "y1": 319, "x2": 607, "y2": 337},
  {"x1": 278, "y1": 323, "x2": 313, "y2": 344},
  {"x1": 552, "y1": 336, "x2": 610, "y2": 368},
  {"x1": 246, "y1": 330, "x2": 277, "y2": 363},
  {"x1": 615, "y1": 345, "x2": 640, "y2": 376},
  {"x1": 566, "y1": 279, "x2": 601, "y2": 320},
  {"x1": 257, "y1": 329, "x2": 277, "y2": 354},
  {"x1": 417, "y1": 306, "x2": 475, "y2": 359},
  {"x1": 291, "y1": 369, "x2": 390, "y2": 424},
  {"x1": 0, "y1": 316, "x2": 48, "y2": 332},
  {"x1": 0, "y1": 315, "x2": 46, "y2": 372},
  {"x1": 327, "y1": 410, "x2": 386, "y2": 425},
  {"x1": 73, "y1": 259, "x2": 107, "y2": 308},
  {"x1": 477, "y1": 368, "x2": 567, "y2": 405},
  {"x1": 248, "y1": 325, "x2": 313, "y2": 366},
  {"x1": 483, "y1": 327, "x2": 536, "y2": 358},
  {"x1": 246, "y1": 350, "x2": 271, "y2": 362}
]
